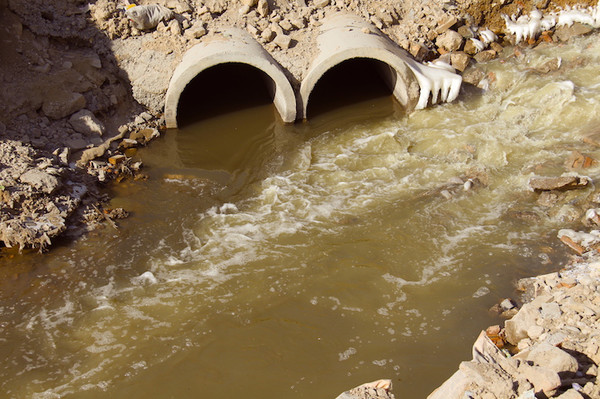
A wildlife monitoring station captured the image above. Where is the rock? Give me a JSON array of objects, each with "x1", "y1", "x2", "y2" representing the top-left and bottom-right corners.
[
  {"x1": 435, "y1": 30, "x2": 463, "y2": 52},
  {"x1": 257, "y1": 0, "x2": 268, "y2": 17},
  {"x1": 464, "y1": 39, "x2": 482, "y2": 55},
  {"x1": 555, "y1": 22, "x2": 593, "y2": 42},
  {"x1": 462, "y1": 68, "x2": 485, "y2": 86},
  {"x1": 185, "y1": 22, "x2": 207, "y2": 39},
  {"x1": 168, "y1": 19, "x2": 182, "y2": 35},
  {"x1": 290, "y1": 16, "x2": 306, "y2": 29},
  {"x1": 409, "y1": 42, "x2": 428, "y2": 61},
  {"x1": 505, "y1": 303, "x2": 541, "y2": 344},
  {"x1": 565, "y1": 151, "x2": 596, "y2": 170},
  {"x1": 19, "y1": 169, "x2": 60, "y2": 194},
  {"x1": 490, "y1": 42, "x2": 503, "y2": 53},
  {"x1": 529, "y1": 176, "x2": 589, "y2": 191},
  {"x1": 241, "y1": 0, "x2": 258, "y2": 6},
  {"x1": 557, "y1": 390, "x2": 585, "y2": 399},
  {"x1": 68, "y1": 109, "x2": 105, "y2": 136},
  {"x1": 473, "y1": 49, "x2": 496, "y2": 63},
  {"x1": 450, "y1": 51, "x2": 470, "y2": 72},
  {"x1": 42, "y1": 91, "x2": 86, "y2": 120},
  {"x1": 279, "y1": 19, "x2": 293, "y2": 31},
  {"x1": 457, "y1": 25, "x2": 475, "y2": 39},
  {"x1": 314, "y1": 0, "x2": 330, "y2": 7},
  {"x1": 521, "y1": 364, "x2": 561, "y2": 394},
  {"x1": 166, "y1": 0, "x2": 192, "y2": 13},
  {"x1": 559, "y1": 234, "x2": 587, "y2": 255},
  {"x1": 336, "y1": 380, "x2": 393, "y2": 399},
  {"x1": 205, "y1": 0, "x2": 228, "y2": 14},
  {"x1": 370, "y1": 16, "x2": 384, "y2": 29},
  {"x1": 130, "y1": 128, "x2": 159, "y2": 144},
  {"x1": 261, "y1": 27, "x2": 275, "y2": 42},
  {"x1": 274, "y1": 33, "x2": 292, "y2": 49},
  {"x1": 527, "y1": 343, "x2": 579, "y2": 374},
  {"x1": 436, "y1": 16, "x2": 458, "y2": 34}
]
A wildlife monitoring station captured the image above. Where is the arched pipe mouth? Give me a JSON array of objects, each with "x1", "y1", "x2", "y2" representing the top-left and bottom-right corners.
[
  {"x1": 165, "y1": 29, "x2": 297, "y2": 129},
  {"x1": 176, "y1": 62, "x2": 277, "y2": 127},
  {"x1": 304, "y1": 57, "x2": 398, "y2": 119}
]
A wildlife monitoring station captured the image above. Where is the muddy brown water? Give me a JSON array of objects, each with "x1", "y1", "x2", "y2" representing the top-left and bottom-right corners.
[{"x1": 2, "y1": 35, "x2": 600, "y2": 398}]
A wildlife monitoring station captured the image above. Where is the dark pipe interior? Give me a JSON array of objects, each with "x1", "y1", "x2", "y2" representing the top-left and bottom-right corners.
[
  {"x1": 177, "y1": 63, "x2": 274, "y2": 127},
  {"x1": 306, "y1": 58, "x2": 394, "y2": 119}
]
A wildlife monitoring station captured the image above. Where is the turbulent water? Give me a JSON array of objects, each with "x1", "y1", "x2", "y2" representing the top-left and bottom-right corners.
[{"x1": 2, "y1": 35, "x2": 600, "y2": 399}]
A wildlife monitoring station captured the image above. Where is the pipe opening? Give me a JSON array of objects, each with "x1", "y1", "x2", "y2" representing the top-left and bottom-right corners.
[
  {"x1": 177, "y1": 62, "x2": 276, "y2": 127},
  {"x1": 306, "y1": 58, "x2": 396, "y2": 119}
]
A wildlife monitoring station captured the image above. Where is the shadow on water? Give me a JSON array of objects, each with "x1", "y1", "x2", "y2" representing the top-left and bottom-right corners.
[
  {"x1": 306, "y1": 58, "x2": 400, "y2": 120},
  {"x1": 177, "y1": 63, "x2": 275, "y2": 127}
]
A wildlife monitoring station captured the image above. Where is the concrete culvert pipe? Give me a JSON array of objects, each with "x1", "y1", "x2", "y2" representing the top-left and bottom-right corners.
[
  {"x1": 299, "y1": 13, "x2": 420, "y2": 120},
  {"x1": 164, "y1": 29, "x2": 297, "y2": 128}
]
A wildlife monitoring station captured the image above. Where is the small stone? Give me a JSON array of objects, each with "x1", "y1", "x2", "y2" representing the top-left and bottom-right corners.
[
  {"x1": 450, "y1": 51, "x2": 470, "y2": 72},
  {"x1": 279, "y1": 19, "x2": 293, "y2": 31},
  {"x1": 409, "y1": 42, "x2": 428, "y2": 61},
  {"x1": 64, "y1": 137, "x2": 89, "y2": 151},
  {"x1": 529, "y1": 176, "x2": 589, "y2": 191},
  {"x1": 185, "y1": 22, "x2": 207, "y2": 39},
  {"x1": 241, "y1": 0, "x2": 258, "y2": 6},
  {"x1": 565, "y1": 151, "x2": 596, "y2": 170},
  {"x1": 290, "y1": 17, "x2": 305, "y2": 29},
  {"x1": 436, "y1": 30, "x2": 463, "y2": 52},
  {"x1": 559, "y1": 235, "x2": 586, "y2": 255},
  {"x1": 462, "y1": 68, "x2": 485, "y2": 86},
  {"x1": 168, "y1": 19, "x2": 182, "y2": 35},
  {"x1": 257, "y1": 0, "x2": 268, "y2": 17},
  {"x1": 274, "y1": 33, "x2": 292, "y2": 49},
  {"x1": 490, "y1": 42, "x2": 504, "y2": 53},
  {"x1": 556, "y1": 389, "x2": 585, "y2": 399},
  {"x1": 130, "y1": 128, "x2": 159, "y2": 143},
  {"x1": 527, "y1": 343, "x2": 579, "y2": 374},
  {"x1": 464, "y1": 39, "x2": 481, "y2": 55},
  {"x1": 474, "y1": 49, "x2": 497, "y2": 63},
  {"x1": 69, "y1": 109, "x2": 105, "y2": 136},
  {"x1": 436, "y1": 16, "x2": 458, "y2": 34},
  {"x1": 504, "y1": 303, "x2": 541, "y2": 345},
  {"x1": 19, "y1": 169, "x2": 60, "y2": 194},
  {"x1": 457, "y1": 25, "x2": 475, "y2": 39},
  {"x1": 261, "y1": 27, "x2": 275, "y2": 42},
  {"x1": 521, "y1": 364, "x2": 561, "y2": 394},
  {"x1": 313, "y1": 0, "x2": 329, "y2": 7}
]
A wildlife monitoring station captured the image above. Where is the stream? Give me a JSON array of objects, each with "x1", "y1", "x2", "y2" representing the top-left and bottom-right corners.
[{"x1": 2, "y1": 34, "x2": 600, "y2": 399}]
